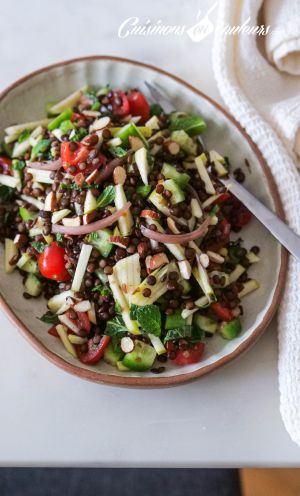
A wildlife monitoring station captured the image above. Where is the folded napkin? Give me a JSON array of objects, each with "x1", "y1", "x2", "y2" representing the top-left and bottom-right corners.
[{"x1": 212, "y1": 0, "x2": 300, "y2": 446}]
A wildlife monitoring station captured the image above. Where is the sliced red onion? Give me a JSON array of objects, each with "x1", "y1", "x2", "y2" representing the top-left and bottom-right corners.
[
  {"x1": 52, "y1": 202, "x2": 131, "y2": 235},
  {"x1": 140, "y1": 216, "x2": 211, "y2": 244},
  {"x1": 26, "y1": 158, "x2": 62, "y2": 171},
  {"x1": 95, "y1": 156, "x2": 127, "y2": 184}
]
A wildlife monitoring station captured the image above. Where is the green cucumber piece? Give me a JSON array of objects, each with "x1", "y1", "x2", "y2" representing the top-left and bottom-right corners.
[
  {"x1": 90, "y1": 229, "x2": 113, "y2": 258},
  {"x1": 115, "y1": 122, "x2": 148, "y2": 148},
  {"x1": 24, "y1": 273, "x2": 42, "y2": 297},
  {"x1": 165, "y1": 309, "x2": 186, "y2": 330},
  {"x1": 104, "y1": 342, "x2": 124, "y2": 367},
  {"x1": 218, "y1": 318, "x2": 241, "y2": 340},
  {"x1": 163, "y1": 179, "x2": 185, "y2": 205},
  {"x1": 5, "y1": 238, "x2": 18, "y2": 273},
  {"x1": 161, "y1": 163, "x2": 190, "y2": 188},
  {"x1": 117, "y1": 361, "x2": 130, "y2": 372},
  {"x1": 194, "y1": 314, "x2": 217, "y2": 335},
  {"x1": 170, "y1": 130, "x2": 197, "y2": 155},
  {"x1": 22, "y1": 258, "x2": 38, "y2": 274},
  {"x1": 122, "y1": 341, "x2": 156, "y2": 371}
]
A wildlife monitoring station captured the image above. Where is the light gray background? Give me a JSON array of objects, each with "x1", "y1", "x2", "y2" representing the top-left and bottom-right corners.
[{"x1": 0, "y1": 0, "x2": 299, "y2": 466}]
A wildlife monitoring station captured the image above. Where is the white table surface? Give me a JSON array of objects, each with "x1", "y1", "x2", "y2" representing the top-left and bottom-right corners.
[{"x1": 1, "y1": 0, "x2": 300, "y2": 467}]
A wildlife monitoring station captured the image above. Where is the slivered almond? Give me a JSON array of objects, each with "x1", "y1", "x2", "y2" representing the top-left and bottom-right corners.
[
  {"x1": 89, "y1": 116, "x2": 111, "y2": 132},
  {"x1": 109, "y1": 235, "x2": 129, "y2": 248},
  {"x1": 140, "y1": 209, "x2": 160, "y2": 220},
  {"x1": 148, "y1": 253, "x2": 169, "y2": 271},
  {"x1": 199, "y1": 253, "x2": 210, "y2": 268},
  {"x1": 163, "y1": 140, "x2": 180, "y2": 155},
  {"x1": 128, "y1": 135, "x2": 144, "y2": 151},
  {"x1": 178, "y1": 260, "x2": 192, "y2": 280},
  {"x1": 62, "y1": 216, "x2": 81, "y2": 227},
  {"x1": 145, "y1": 255, "x2": 152, "y2": 273},
  {"x1": 113, "y1": 166, "x2": 127, "y2": 186},
  {"x1": 74, "y1": 173, "x2": 85, "y2": 186},
  {"x1": 207, "y1": 250, "x2": 225, "y2": 264},
  {"x1": 83, "y1": 212, "x2": 97, "y2": 225},
  {"x1": 86, "y1": 169, "x2": 100, "y2": 185},
  {"x1": 167, "y1": 217, "x2": 180, "y2": 234},
  {"x1": 44, "y1": 191, "x2": 57, "y2": 212}
]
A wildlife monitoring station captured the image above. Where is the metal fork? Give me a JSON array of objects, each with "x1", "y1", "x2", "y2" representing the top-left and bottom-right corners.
[{"x1": 144, "y1": 81, "x2": 300, "y2": 262}]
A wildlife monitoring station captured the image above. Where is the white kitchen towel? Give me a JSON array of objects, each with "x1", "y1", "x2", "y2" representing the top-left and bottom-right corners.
[
  {"x1": 264, "y1": 0, "x2": 300, "y2": 76},
  {"x1": 212, "y1": 0, "x2": 300, "y2": 446}
]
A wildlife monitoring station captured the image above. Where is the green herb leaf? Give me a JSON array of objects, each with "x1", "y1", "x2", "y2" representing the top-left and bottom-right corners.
[
  {"x1": 130, "y1": 304, "x2": 139, "y2": 320},
  {"x1": 55, "y1": 233, "x2": 63, "y2": 243},
  {"x1": 0, "y1": 185, "x2": 14, "y2": 202},
  {"x1": 18, "y1": 130, "x2": 30, "y2": 143},
  {"x1": 92, "y1": 284, "x2": 111, "y2": 297},
  {"x1": 69, "y1": 127, "x2": 88, "y2": 142},
  {"x1": 31, "y1": 139, "x2": 51, "y2": 160},
  {"x1": 169, "y1": 113, "x2": 207, "y2": 136},
  {"x1": 109, "y1": 146, "x2": 127, "y2": 158},
  {"x1": 134, "y1": 304, "x2": 161, "y2": 336},
  {"x1": 38, "y1": 311, "x2": 59, "y2": 325},
  {"x1": 12, "y1": 159, "x2": 25, "y2": 171},
  {"x1": 31, "y1": 241, "x2": 47, "y2": 253},
  {"x1": 150, "y1": 103, "x2": 163, "y2": 116},
  {"x1": 96, "y1": 185, "x2": 115, "y2": 208},
  {"x1": 105, "y1": 314, "x2": 127, "y2": 337},
  {"x1": 136, "y1": 184, "x2": 152, "y2": 198},
  {"x1": 164, "y1": 325, "x2": 204, "y2": 343}
]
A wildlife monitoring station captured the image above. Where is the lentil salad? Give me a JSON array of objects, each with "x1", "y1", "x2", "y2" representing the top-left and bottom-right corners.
[{"x1": 0, "y1": 85, "x2": 260, "y2": 373}]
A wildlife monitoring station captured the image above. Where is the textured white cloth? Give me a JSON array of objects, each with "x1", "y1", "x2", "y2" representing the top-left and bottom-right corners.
[
  {"x1": 264, "y1": 0, "x2": 300, "y2": 76},
  {"x1": 212, "y1": 0, "x2": 300, "y2": 446}
]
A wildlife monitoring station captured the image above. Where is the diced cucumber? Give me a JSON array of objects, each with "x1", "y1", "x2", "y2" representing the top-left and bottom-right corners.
[
  {"x1": 24, "y1": 273, "x2": 42, "y2": 297},
  {"x1": 90, "y1": 228, "x2": 113, "y2": 258},
  {"x1": 122, "y1": 341, "x2": 156, "y2": 371},
  {"x1": 5, "y1": 238, "x2": 18, "y2": 273},
  {"x1": 170, "y1": 130, "x2": 197, "y2": 155},
  {"x1": 218, "y1": 318, "x2": 241, "y2": 340},
  {"x1": 163, "y1": 179, "x2": 185, "y2": 205},
  {"x1": 238, "y1": 279, "x2": 259, "y2": 298},
  {"x1": 22, "y1": 258, "x2": 38, "y2": 273},
  {"x1": 47, "y1": 108, "x2": 72, "y2": 131},
  {"x1": 16, "y1": 253, "x2": 32, "y2": 269},
  {"x1": 104, "y1": 342, "x2": 124, "y2": 367},
  {"x1": 161, "y1": 163, "x2": 190, "y2": 188},
  {"x1": 117, "y1": 361, "x2": 130, "y2": 371},
  {"x1": 194, "y1": 314, "x2": 217, "y2": 334},
  {"x1": 165, "y1": 309, "x2": 186, "y2": 330},
  {"x1": 115, "y1": 122, "x2": 148, "y2": 148},
  {"x1": 149, "y1": 190, "x2": 171, "y2": 216},
  {"x1": 110, "y1": 126, "x2": 152, "y2": 138}
]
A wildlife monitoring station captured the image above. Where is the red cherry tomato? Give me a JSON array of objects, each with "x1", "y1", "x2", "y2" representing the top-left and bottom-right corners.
[
  {"x1": 127, "y1": 90, "x2": 150, "y2": 123},
  {"x1": 210, "y1": 302, "x2": 233, "y2": 322},
  {"x1": 174, "y1": 342, "x2": 205, "y2": 366},
  {"x1": 110, "y1": 90, "x2": 130, "y2": 116},
  {"x1": 61, "y1": 142, "x2": 89, "y2": 171},
  {"x1": 79, "y1": 335, "x2": 111, "y2": 365},
  {"x1": 77, "y1": 312, "x2": 91, "y2": 333},
  {"x1": 48, "y1": 325, "x2": 59, "y2": 338},
  {"x1": 213, "y1": 192, "x2": 231, "y2": 205},
  {"x1": 0, "y1": 156, "x2": 12, "y2": 175},
  {"x1": 38, "y1": 242, "x2": 70, "y2": 282}
]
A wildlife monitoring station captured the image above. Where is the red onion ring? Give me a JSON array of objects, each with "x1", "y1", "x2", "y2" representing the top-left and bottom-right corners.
[
  {"x1": 52, "y1": 202, "x2": 131, "y2": 235},
  {"x1": 26, "y1": 158, "x2": 62, "y2": 171},
  {"x1": 141, "y1": 216, "x2": 211, "y2": 244}
]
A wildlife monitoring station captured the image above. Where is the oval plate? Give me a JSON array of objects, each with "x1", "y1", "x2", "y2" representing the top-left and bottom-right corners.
[{"x1": 0, "y1": 56, "x2": 287, "y2": 387}]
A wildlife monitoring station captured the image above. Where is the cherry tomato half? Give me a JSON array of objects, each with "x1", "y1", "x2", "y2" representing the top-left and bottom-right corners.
[
  {"x1": 110, "y1": 90, "x2": 130, "y2": 117},
  {"x1": 128, "y1": 90, "x2": 150, "y2": 123},
  {"x1": 174, "y1": 342, "x2": 205, "y2": 366},
  {"x1": 61, "y1": 142, "x2": 106, "y2": 175},
  {"x1": 77, "y1": 311, "x2": 91, "y2": 333},
  {"x1": 210, "y1": 302, "x2": 233, "y2": 322},
  {"x1": 38, "y1": 242, "x2": 70, "y2": 282},
  {"x1": 0, "y1": 156, "x2": 12, "y2": 175},
  {"x1": 79, "y1": 335, "x2": 111, "y2": 365}
]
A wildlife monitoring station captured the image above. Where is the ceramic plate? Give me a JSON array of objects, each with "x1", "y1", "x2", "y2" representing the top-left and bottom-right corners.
[{"x1": 0, "y1": 56, "x2": 287, "y2": 387}]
